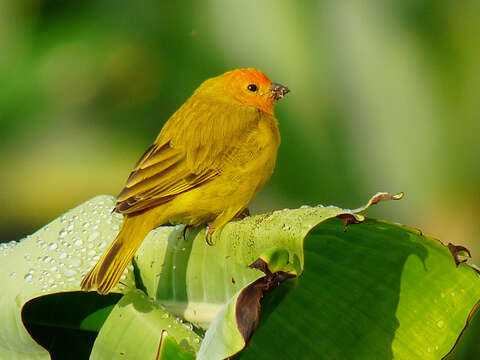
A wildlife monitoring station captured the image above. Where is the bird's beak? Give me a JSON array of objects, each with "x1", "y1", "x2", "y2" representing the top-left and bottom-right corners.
[{"x1": 270, "y1": 82, "x2": 290, "y2": 100}]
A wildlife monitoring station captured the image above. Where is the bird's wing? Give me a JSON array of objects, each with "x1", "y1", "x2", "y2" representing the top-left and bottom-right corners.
[{"x1": 115, "y1": 140, "x2": 219, "y2": 213}]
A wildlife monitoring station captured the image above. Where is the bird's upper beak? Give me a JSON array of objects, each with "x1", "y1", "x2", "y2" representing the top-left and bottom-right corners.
[{"x1": 270, "y1": 82, "x2": 290, "y2": 100}]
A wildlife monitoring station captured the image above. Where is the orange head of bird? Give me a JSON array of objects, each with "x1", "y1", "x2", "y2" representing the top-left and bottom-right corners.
[{"x1": 197, "y1": 68, "x2": 290, "y2": 115}]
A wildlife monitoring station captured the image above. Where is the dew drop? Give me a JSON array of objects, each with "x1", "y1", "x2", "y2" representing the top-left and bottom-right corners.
[
  {"x1": 48, "y1": 242, "x2": 58, "y2": 250},
  {"x1": 59, "y1": 252, "x2": 67, "y2": 259},
  {"x1": 43, "y1": 256, "x2": 52, "y2": 263},
  {"x1": 9, "y1": 272, "x2": 16, "y2": 278},
  {"x1": 24, "y1": 273, "x2": 33, "y2": 281},
  {"x1": 436, "y1": 320, "x2": 444, "y2": 328},
  {"x1": 73, "y1": 239, "x2": 83, "y2": 247},
  {"x1": 59, "y1": 229, "x2": 67, "y2": 238},
  {"x1": 88, "y1": 232, "x2": 100, "y2": 243},
  {"x1": 69, "y1": 257, "x2": 82, "y2": 267},
  {"x1": 63, "y1": 268, "x2": 77, "y2": 277}
]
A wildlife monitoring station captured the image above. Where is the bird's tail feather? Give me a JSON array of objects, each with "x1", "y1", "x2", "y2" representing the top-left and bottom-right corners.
[{"x1": 80, "y1": 212, "x2": 157, "y2": 294}]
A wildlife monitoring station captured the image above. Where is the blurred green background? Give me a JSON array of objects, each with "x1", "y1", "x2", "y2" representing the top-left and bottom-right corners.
[{"x1": 0, "y1": 0, "x2": 478, "y2": 357}]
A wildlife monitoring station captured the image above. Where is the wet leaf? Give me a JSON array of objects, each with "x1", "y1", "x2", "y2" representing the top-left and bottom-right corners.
[{"x1": 1, "y1": 192, "x2": 478, "y2": 360}]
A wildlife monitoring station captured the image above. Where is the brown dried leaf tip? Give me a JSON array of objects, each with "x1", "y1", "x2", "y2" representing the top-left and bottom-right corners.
[
  {"x1": 337, "y1": 191, "x2": 404, "y2": 232},
  {"x1": 448, "y1": 243, "x2": 472, "y2": 266},
  {"x1": 235, "y1": 258, "x2": 296, "y2": 347},
  {"x1": 369, "y1": 192, "x2": 404, "y2": 206},
  {"x1": 336, "y1": 213, "x2": 362, "y2": 231}
]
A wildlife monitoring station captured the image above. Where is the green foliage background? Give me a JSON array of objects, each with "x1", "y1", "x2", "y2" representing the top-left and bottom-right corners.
[{"x1": 0, "y1": 0, "x2": 478, "y2": 358}]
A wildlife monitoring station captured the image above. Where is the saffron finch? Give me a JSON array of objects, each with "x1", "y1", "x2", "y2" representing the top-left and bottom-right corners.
[{"x1": 81, "y1": 68, "x2": 289, "y2": 294}]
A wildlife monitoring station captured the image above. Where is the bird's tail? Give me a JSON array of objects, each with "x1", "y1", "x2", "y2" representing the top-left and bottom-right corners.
[{"x1": 80, "y1": 212, "x2": 158, "y2": 294}]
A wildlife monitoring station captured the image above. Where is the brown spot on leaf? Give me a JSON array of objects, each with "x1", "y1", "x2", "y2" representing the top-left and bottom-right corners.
[
  {"x1": 232, "y1": 277, "x2": 236, "y2": 284},
  {"x1": 249, "y1": 258, "x2": 271, "y2": 276},
  {"x1": 336, "y1": 213, "x2": 362, "y2": 231},
  {"x1": 236, "y1": 259, "x2": 296, "y2": 346},
  {"x1": 448, "y1": 243, "x2": 472, "y2": 266}
]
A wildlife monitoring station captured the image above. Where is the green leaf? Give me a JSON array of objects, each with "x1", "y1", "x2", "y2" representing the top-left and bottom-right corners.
[
  {"x1": 22, "y1": 292, "x2": 121, "y2": 332},
  {"x1": 133, "y1": 192, "x2": 404, "y2": 358},
  {"x1": 90, "y1": 290, "x2": 200, "y2": 359},
  {"x1": 2, "y1": 191, "x2": 479, "y2": 360},
  {"x1": 156, "y1": 332, "x2": 197, "y2": 360},
  {"x1": 0, "y1": 196, "x2": 135, "y2": 360},
  {"x1": 239, "y1": 219, "x2": 480, "y2": 359}
]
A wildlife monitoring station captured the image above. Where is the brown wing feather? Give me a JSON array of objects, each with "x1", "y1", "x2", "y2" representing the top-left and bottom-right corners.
[{"x1": 115, "y1": 141, "x2": 218, "y2": 214}]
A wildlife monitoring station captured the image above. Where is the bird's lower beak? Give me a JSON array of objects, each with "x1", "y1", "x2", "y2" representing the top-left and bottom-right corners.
[{"x1": 270, "y1": 82, "x2": 290, "y2": 100}]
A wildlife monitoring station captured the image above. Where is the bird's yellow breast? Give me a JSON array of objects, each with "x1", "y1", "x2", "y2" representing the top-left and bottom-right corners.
[{"x1": 163, "y1": 109, "x2": 280, "y2": 227}]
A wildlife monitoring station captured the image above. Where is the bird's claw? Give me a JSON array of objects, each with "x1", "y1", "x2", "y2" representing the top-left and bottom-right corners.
[{"x1": 205, "y1": 225, "x2": 214, "y2": 246}]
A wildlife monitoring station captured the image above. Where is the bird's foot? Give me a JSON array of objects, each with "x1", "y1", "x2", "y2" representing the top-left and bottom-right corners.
[{"x1": 205, "y1": 224, "x2": 214, "y2": 246}]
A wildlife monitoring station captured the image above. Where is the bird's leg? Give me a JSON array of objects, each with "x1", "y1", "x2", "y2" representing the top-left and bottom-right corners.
[
  {"x1": 205, "y1": 208, "x2": 241, "y2": 246},
  {"x1": 205, "y1": 224, "x2": 214, "y2": 246}
]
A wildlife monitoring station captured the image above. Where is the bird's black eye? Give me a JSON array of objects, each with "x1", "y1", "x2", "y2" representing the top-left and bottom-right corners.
[{"x1": 247, "y1": 84, "x2": 258, "y2": 92}]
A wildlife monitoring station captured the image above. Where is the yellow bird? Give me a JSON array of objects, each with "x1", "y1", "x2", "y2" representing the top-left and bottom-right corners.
[{"x1": 81, "y1": 68, "x2": 289, "y2": 294}]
